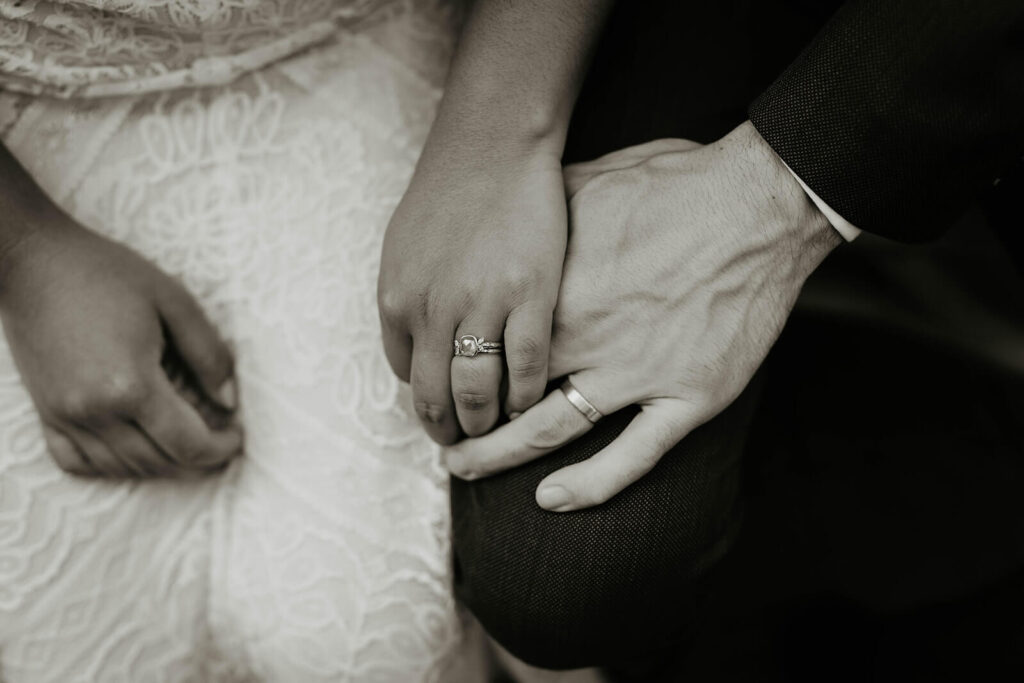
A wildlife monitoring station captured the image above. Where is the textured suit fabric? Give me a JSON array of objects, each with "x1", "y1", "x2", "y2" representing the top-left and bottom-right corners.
[
  {"x1": 452, "y1": 0, "x2": 1024, "y2": 672},
  {"x1": 750, "y1": 0, "x2": 1024, "y2": 242},
  {"x1": 451, "y1": 379, "x2": 760, "y2": 670}
]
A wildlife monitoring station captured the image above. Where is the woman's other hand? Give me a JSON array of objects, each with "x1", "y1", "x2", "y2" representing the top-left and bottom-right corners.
[{"x1": 0, "y1": 204, "x2": 242, "y2": 478}]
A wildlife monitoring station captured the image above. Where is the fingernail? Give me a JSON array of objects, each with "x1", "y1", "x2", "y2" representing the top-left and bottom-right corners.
[
  {"x1": 508, "y1": 412, "x2": 522, "y2": 420},
  {"x1": 216, "y1": 378, "x2": 238, "y2": 411},
  {"x1": 537, "y1": 485, "x2": 573, "y2": 511}
]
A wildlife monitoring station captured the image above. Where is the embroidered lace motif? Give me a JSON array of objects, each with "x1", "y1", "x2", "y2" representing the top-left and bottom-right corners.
[{"x1": 0, "y1": 0, "x2": 405, "y2": 97}]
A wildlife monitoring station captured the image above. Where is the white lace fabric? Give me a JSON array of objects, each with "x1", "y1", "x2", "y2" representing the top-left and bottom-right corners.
[
  {"x1": 0, "y1": 0, "x2": 400, "y2": 98},
  {"x1": 0, "y1": 2, "x2": 487, "y2": 681}
]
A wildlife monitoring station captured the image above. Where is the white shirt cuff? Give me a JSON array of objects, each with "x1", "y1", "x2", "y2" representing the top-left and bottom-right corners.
[{"x1": 780, "y1": 160, "x2": 862, "y2": 242}]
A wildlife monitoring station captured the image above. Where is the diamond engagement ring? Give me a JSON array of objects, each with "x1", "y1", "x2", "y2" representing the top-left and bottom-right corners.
[{"x1": 453, "y1": 335, "x2": 503, "y2": 358}]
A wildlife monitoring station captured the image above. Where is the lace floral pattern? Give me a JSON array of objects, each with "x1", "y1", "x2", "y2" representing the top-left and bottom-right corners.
[
  {"x1": 0, "y1": 0, "x2": 404, "y2": 97},
  {"x1": 0, "y1": 2, "x2": 486, "y2": 680}
]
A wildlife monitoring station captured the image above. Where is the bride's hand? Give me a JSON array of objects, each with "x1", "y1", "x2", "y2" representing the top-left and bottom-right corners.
[
  {"x1": 378, "y1": 141, "x2": 567, "y2": 443},
  {"x1": 0, "y1": 208, "x2": 242, "y2": 477},
  {"x1": 376, "y1": 0, "x2": 611, "y2": 443}
]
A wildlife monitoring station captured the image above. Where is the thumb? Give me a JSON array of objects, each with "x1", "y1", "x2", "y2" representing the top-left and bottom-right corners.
[{"x1": 156, "y1": 281, "x2": 237, "y2": 412}]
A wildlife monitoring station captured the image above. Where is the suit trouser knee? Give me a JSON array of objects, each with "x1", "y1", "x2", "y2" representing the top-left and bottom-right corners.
[{"x1": 451, "y1": 379, "x2": 762, "y2": 670}]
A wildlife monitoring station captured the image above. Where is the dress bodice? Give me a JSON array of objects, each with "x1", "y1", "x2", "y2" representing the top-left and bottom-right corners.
[{"x1": 0, "y1": 0, "x2": 399, "y2": 97}]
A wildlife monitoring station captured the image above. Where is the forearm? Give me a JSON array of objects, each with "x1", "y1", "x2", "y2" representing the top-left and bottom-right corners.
[{"x1": 425, "y1": 0, "x2": 613, "y2": 159}]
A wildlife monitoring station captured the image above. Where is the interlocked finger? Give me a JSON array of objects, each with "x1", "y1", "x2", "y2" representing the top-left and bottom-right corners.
[{"x1": 444, "y1": 377, "x2": 601, "y2": 480}]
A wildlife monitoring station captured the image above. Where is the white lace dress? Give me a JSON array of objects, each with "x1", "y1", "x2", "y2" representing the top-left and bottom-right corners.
[{"x1": 0, "y1": 2, "x2": 488, "y2": 681}]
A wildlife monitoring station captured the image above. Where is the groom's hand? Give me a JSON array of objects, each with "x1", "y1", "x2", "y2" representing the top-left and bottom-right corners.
[{"x1": 445, "y1": 122, "x2": 843, "y2": 511}]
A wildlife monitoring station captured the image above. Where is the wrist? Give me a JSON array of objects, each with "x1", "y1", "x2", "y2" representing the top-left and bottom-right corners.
[
  {"x1": 0, "y1": 147, "x2": 66, "y2": 290},
  {"x1": 0, "y1": 204, "x2": 77, "y2": 305},
  {"x1": 425, "y1": 79, "x2": 569, "y2": 165},
  {"x1": 416, "y1": 114, "x2": 565, "y2": 188},
  {"x1": 423, "y1": 118, "x2": 566, "y2": 173},
  {"x1": 727, "y1": 120, "x2": 842, "y2": 264}
]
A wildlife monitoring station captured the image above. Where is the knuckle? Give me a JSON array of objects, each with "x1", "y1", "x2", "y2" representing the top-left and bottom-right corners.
[
  {"x1": 413, "y1": 401, "x2": 448, "y2": 425},
  {"x1": 415, "y1": 291, "x2": 441, "y2": 328},
  {"x1": 105, "y1": 373, "x2": 150, "y2": 409},
  {"x1": 501, "y1": 267, "x2": 539, "y2": 301},
  {"x1": 78, "y1": 376, "x2": 149, "y2": 413},
  {"x1": 57, "y1": 373, "x2": 150, "y2": 421},
  {"x1": 60, "y1": 378, "x2": 149, "y2": 420},
  {"x1": 377, "y1": 286, "x2": 407, "y2": 324},
  {"x1": 455, "y1": 391, "x2": 491, "y2": 412},
  {"x1": 511, "y1": 333, "x2": 546, "y2": 364},
  {"x1": 509, "y1": 351, "x2": 546, "y2": 383},
  {"x1": 428, "y1": 286, "x2": 469, "y2": 323},
  {"x1": 54, "y1": 390, "x2": 95, "y2": 422}
]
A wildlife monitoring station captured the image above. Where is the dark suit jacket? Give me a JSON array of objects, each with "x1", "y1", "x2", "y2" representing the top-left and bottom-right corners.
[
  {"x1": 566, "y1": 0, "x2": 1024, "y2": 246},
  {"x1": 749, "y1": 0, "x2": 1024, "y2": 243},
  {"x1": 456, "y1": 6, "x2": 1024, "y2": 672}
]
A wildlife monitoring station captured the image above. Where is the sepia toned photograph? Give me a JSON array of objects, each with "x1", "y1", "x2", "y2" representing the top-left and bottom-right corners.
[{"x1": 0, "y1": 1, "x2": 1021, "y2": 681}]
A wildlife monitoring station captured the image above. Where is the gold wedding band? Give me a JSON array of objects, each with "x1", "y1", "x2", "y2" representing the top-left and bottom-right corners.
[{"x1": 560, "y1": 379, "x2": 603, "y2": 423}]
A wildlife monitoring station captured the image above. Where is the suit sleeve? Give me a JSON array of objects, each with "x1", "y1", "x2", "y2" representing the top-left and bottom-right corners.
[{"x1": 749, "y1": 0, "x2": 1024, "y2": 242}]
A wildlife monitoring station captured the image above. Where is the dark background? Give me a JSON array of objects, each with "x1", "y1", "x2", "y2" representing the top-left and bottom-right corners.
[{"x1": 564, "y1": 1, "x2": 1024, "y2": 679}]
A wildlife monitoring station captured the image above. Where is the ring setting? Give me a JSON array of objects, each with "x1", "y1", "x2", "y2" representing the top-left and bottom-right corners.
[{"x1": 453, "y1": 335, "x2": 503, "y2": 357}]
